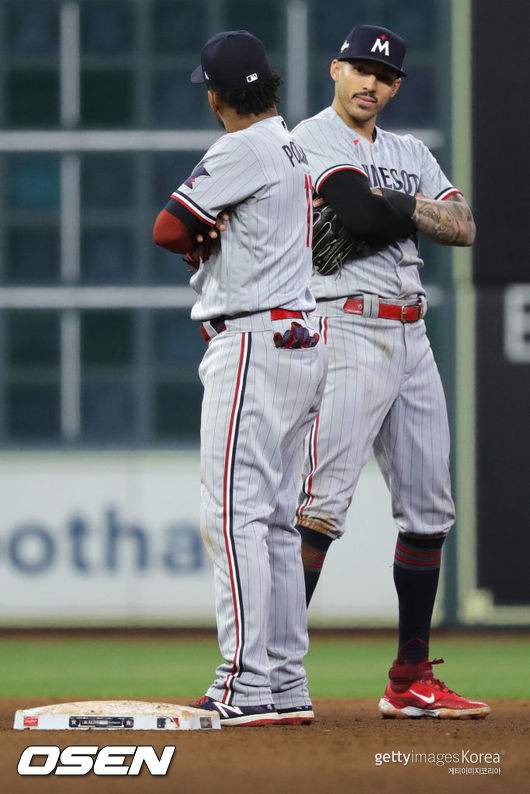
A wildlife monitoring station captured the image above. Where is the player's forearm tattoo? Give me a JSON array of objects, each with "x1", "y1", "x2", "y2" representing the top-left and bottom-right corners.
[{"x1": 412, "y1": 194, "x2": 476, "y2": 246}]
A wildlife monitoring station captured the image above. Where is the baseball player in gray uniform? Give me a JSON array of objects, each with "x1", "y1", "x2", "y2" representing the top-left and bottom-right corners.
[
  {"x1": 293, "y1": 24, "x2": 490, "y2": 718},
  {"x1": 154, "y1": 30, "x2": 326, "y2": 726}
]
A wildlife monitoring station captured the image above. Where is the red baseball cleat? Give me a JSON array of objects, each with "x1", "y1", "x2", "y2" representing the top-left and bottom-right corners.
[{"x1": 378, "y1": 658, "x2": 491, "y2": 719}]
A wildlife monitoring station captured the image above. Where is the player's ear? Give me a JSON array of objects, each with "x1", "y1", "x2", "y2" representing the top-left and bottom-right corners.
[
  {"x1": 207, "y1": 89, "x2": 218, "y2": 112},
  {"x1": 330, "y1": 59, "x2": 341, "y2": 84},
  {"x1": 390, "y1": 77, "x2": 402, "y2": 98}
]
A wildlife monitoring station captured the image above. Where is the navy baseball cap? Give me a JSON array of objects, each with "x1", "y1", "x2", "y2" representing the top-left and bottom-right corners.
[
  {"x1": 190, "y1": 30, "x2": 272, "y2": 91},
  {"x1": 337, "y1": 25, "x2": 407, "y2": 77}
]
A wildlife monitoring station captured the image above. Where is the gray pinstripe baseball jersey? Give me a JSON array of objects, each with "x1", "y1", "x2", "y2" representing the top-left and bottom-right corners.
[
  {"x1": 172, "y1": 116, "x2": 316, "y2": 320},
  {"x1": 293, "y1": 107, "x2": 456, "y2": 539},
  {"x1": 171, "y1": 115, "x2": 327, "y2": 708},
  {"x1": 294, "y1": 106, "x2": 459, "y2": 301}
]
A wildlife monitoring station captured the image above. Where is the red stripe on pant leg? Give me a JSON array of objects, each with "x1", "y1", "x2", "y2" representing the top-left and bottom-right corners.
[
  {"x1": 299, "y1": 412, "x2": 319, "y2": 518},
  {"x1": 220, "y1": 334, "x2": 248, "y2": 701},
  {"x1": 305, "y1": 174, "x2": 312, "y2": 247},
  {"x1": 322, "y1": 316, "x2": 328, "y2": 344},
  {"x1": 298, "y1": 317, "x2": 326, "y2": 519},
  {"x1": 306, "y1": 413, "x2": 320, "y2": 507}
]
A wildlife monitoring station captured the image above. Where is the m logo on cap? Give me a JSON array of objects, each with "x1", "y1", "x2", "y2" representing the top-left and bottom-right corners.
[
  {"x1": 336, "y1": 25, "x2": 406, "y2": 77},
  {"x1": 371, "y1": 36, "x2": 390, "y2": 56}
]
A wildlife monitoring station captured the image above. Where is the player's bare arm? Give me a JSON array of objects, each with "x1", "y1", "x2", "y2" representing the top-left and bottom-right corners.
[{"x1": 412, "y1": 193, "x2": 476, "y2": 246}]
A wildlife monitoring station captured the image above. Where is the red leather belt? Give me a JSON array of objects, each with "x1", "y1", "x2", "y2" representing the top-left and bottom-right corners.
[
  {"x1": 270, "y1": 309, "x2": 304, "y2": 321},
  {"x1": 201, "y1": 309, "x2": 304, "y2": 341},
  {"x1": 343, "y1": 297, "x2": 423, "y2": 323}
]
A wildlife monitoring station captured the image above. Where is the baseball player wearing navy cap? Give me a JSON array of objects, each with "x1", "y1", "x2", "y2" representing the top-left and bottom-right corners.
[
  {"x1": 190, "y1": 30, "x2": 273, "y2": 89},
  {"x1": 337, "y1": 24, "x2": 407, "y2": 75},
  {"x1": 293, "y1": 24, "x2": 490, "y2": 719},
  {"x1": 154, "y1": 30, "x2": 326, "y2": 727}
]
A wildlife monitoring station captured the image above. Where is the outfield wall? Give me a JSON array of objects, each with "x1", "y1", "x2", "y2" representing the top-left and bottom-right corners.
[{"x1": 0, "y1": 451, "x2": 409, "y2": 628}]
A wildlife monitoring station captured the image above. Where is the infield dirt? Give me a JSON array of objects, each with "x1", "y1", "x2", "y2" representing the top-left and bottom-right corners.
[{"x1": 0, "y1": 697, "x2": 527, "y2": 793}]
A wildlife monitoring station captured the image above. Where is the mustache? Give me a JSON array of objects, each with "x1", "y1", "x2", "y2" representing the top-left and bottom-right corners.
[{"x1": 354, "y1": 91, "x2": 377, "y2": 100}]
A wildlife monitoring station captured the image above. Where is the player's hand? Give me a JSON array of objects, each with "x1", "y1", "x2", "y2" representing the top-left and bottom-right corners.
[
  {"x1": 313, "y1": 196, "x2": 325, "y2": 209},
  {"x1": 193, "y1": 210, "x2": 230, "y2": 262},
  {"x1": 194, "y1": 211, "x2": 230, "y2": 244}
]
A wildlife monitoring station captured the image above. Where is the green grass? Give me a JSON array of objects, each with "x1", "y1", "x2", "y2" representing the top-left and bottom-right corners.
[
  {"x1": 1, "y1": 634, "x2": 528, "y2": 700},
  {"x1": 304, "y1": 636, "x2": 530, "y2": 698}
]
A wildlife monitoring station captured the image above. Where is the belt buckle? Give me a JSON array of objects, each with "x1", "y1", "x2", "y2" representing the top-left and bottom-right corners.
[{"x1": 401, "y1": 302, "x2": 421, "y2": 323}]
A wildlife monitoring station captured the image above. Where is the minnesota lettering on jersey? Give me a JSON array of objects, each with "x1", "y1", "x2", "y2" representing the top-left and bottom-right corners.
[{"x1": 360, "y1": 163, "x2": 420, "y2": 194}]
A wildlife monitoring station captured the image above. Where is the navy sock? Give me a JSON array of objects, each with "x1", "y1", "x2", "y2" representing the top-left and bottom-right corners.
[
  {"x1": 393, "y1": 532, "x2": 446, "y2": 665},
  {"x1": 297, "y1": 525, "x2": 333, "y2": 606}
]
